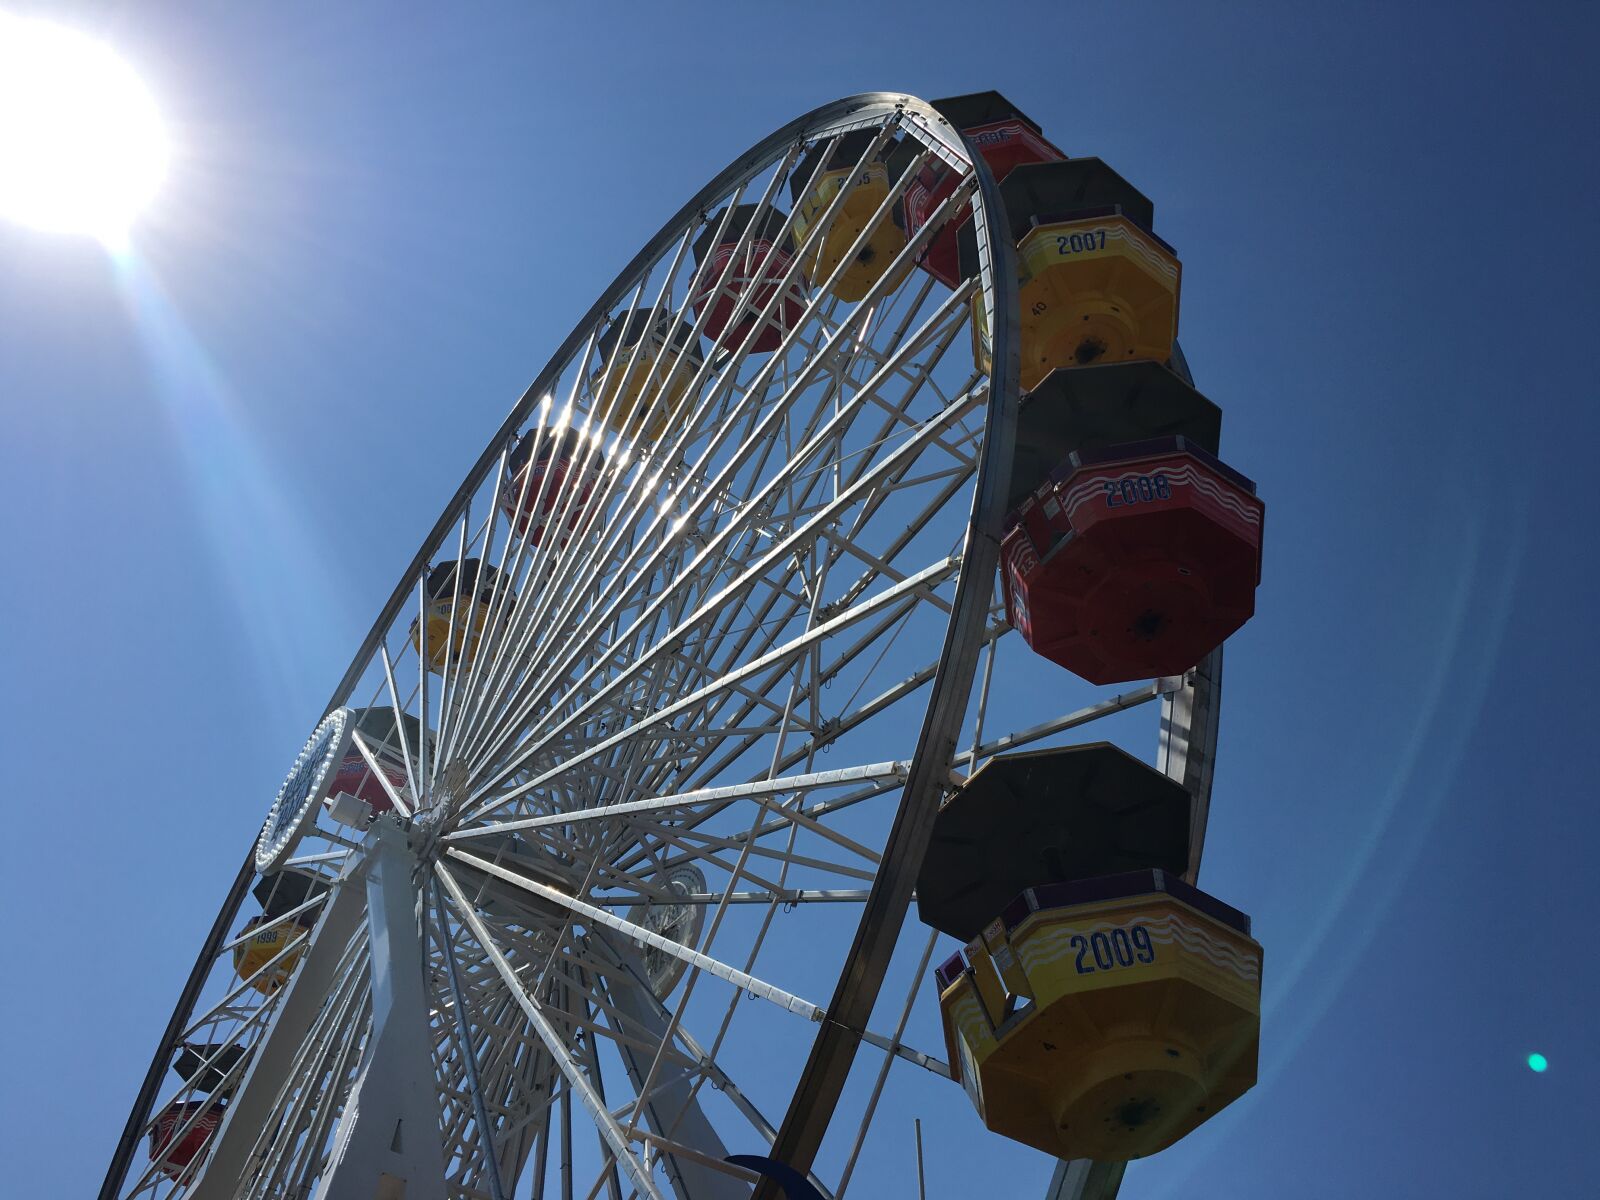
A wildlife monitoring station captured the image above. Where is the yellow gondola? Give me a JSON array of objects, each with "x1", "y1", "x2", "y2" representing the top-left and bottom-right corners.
[
  {"x1": 936, "y1": 869, "x2": 1260, "y2": 1161},
  {"x1": 591, "y1": 312, "x2": 704, "y2": 443},
  {"x1": 233, "y1": 871, "x2": 326, "y2": 994},
  {"x1": 408, "y1": 558, "x2": 515, "y2": 676},
  {"x1": 970, "y1": 159, "x2": 1181, "y2": 391},
  {"x1": 789, "y1": 130, "x2": 908, "y2": 302},
  {"x1": 918, "y1": 745, "x2": 1259, "y2": 1162},
  {"x1": 231, "y1": 915, "x2": 310, "y2": 995}
]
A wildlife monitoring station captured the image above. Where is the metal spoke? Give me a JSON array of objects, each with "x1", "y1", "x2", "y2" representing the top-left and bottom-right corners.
[
  {"x1": 448, "y1": 848, "x2": 824, "y2": 1022},
  {"x1": 432, "y1": 878, "x2": 512, "y2": 1200},
  {"x1": 437, "y1": 863, "x2": 668, "y2": 1200}
]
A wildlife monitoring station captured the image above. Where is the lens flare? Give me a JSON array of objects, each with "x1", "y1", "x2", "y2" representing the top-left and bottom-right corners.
[
  {"x1": 1527, "y1": 1052, "x2": 1548, "y2": 1073},
  {"x1": 0, "y1": 13, "x2": 169, "y2": 245},
  {"x1": 110, "y1": 250, "x2": 356, "y2": 724}
]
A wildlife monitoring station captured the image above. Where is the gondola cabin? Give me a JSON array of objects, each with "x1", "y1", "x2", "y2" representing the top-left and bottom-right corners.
[
  {"x1": 1000, "y1": 363, "x2": 1222, "y2": 517},
  {"x1": 789, "y1": 130, "x2": 908, "y2": 302},
  {"x1": 1001, "y1": 435, "x2": 1263, "y2": 684},
  {"x1": 498, "y1": 425, "x2": 604, "y2": 547},
  {"x1": 148, "y1": 1040, "x2": 248, "y2": 1178},
  {"x1": 149, "y1": 1099, "x2": 226, "y2": 1181},
  {"x1": 232, "y1": 915, "x2": 309, "y2": 994},
  {"x1": 409, "y1": 558, "x2": 515, "y2": 676},
  {"x1": 173, "y1": 1042, "x2": 249, "y2": 1096},
  {"x1": 890, "y1": 91, "x2": 1065, "y2": 289},
  {"x1": 917, "y1": 746, "x2": 1259, "y2": 1161},
  {"x1": 234, "y1": 872, "x2": 326, "y2": 993},
  {"x1": 916, "y1": 743, "x2": 1191, "y2": 940},
  {"x1": 690, "y1": 205, "x2": 808, "y2": 353},
  {"x1": 935, "y1": 870, "x2": 1260, "y2": 1161},
  {"x1": 328, "y1": 707, "x2": 425, "y2": 815},
  {"x1": 592, "y1": 312, "x2": 705, "y2": 442},
  {"x1": 967, "y1": 159, "x2": 1181, "y2": 391}
]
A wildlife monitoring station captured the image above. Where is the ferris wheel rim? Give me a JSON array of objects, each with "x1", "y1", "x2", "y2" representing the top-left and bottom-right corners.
[
  {"x1": 756, "y1": 120, "x2": 1020, "y2": 1181},
  {"x1": 103, "y1": 89, "x2": 1238, "y2": 1200},
  {"x1": 105, "y1": 91, "x2": 1016, "y2": 1200}
]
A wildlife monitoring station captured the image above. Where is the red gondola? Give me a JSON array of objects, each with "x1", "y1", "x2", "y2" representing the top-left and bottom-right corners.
[
  {"x1": 497, "y1": 425, "x2": 604, "y2": 547},
  {"x1": 149, "y1": 1099, "x2": 225, "y2": 1181},
  {"x1": 889, "y1": 91, "x2": 1064, "y2": 289},
  {"x1": 1001, "y1": 435, "x2": 1263, "y2": 684},
  {"x1": 690, "y1": 205, "x2": 808, "y2": 353},
  {"x1": 328, "y1": 707, "x2": 426, "y2": 814}
]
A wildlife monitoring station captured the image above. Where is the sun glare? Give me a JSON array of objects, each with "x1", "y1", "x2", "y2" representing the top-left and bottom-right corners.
[{"x1": 0, "y1": 13, "x2": 169, "y2": 246}]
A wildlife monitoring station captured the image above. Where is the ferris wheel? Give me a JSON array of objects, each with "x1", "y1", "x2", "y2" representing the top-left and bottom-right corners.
[{"x1": 102, "y1": 91, "x2": 1264, "y2": 1200}]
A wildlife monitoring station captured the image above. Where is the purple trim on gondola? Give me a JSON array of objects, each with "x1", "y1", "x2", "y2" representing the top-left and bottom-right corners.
[
  {"x1": 999, "y1": 868, "x2": 1252, "y2": 936},
  {"x1": 934, "y1": 951, "x2": 968, "y2": 991}
]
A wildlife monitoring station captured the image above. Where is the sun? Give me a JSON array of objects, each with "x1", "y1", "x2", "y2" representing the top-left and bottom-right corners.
[{"x1": 0, "y1": 13, "x2": 169, "y2": 246}]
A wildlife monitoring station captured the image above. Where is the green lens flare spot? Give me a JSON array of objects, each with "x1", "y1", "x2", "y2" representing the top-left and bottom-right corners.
[{"x1": 1527, "y1": 1052, "x2": 1549, "y2": 1073}]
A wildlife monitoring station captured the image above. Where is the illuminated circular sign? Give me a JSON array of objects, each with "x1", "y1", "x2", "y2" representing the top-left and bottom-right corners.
[{"x1": 255, "y1": 708, "x2": 354, "y2": 872}]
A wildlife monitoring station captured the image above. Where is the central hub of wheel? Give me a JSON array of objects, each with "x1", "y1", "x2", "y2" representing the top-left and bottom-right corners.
[{"x1": 413, "y1": 764, "x2": 595, "y2": 921}]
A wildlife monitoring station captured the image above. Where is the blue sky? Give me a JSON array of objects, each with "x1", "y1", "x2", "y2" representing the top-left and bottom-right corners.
[{"x1": 1, "y1": 1, "x2": 1596, "y2": 1196}]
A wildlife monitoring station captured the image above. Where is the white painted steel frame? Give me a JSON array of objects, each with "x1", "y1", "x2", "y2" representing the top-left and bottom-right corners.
[{"x1": 105, "y1": 92, "x2": 1230, "y2": 1200}]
